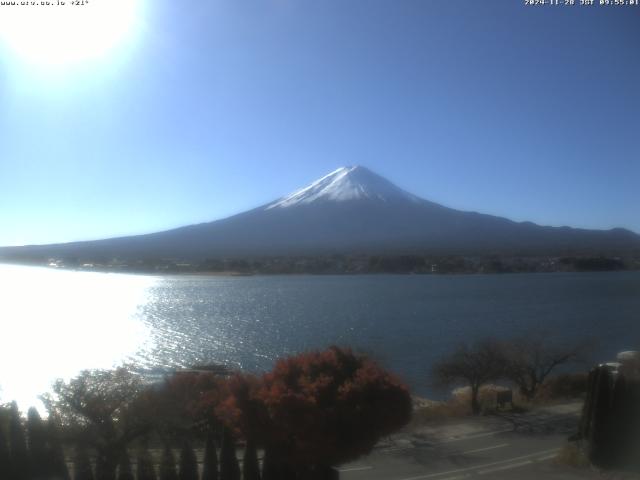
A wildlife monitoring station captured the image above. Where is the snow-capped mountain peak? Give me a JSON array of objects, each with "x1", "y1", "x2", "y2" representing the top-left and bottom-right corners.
[{"x1": 266, "y1": 165, "x2": 421, "y2": 209}]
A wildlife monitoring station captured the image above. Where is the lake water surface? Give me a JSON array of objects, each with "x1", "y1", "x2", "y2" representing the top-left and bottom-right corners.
[{"x1": 1, "y1": 264, "x2": 639, "y2": 409}]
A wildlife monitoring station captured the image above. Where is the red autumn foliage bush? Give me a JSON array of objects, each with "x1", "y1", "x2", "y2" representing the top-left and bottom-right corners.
[
  {"x1": 138, "y1": 371, "x2": 226, "y2": 434},
  {"x1": 216, "y1": 373, "x2": 270, "y2": 443},
  {"x1": 220, "y1": 346, "x2": 412, "y2": 468}
]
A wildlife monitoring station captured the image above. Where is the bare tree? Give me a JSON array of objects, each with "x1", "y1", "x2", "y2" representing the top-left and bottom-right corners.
[
  {"x1": 501, "y1": 334, "x2": 586, "y2": 401},
  {"x1": 432, "y1": 339, "x2": 505, "y2": 415}
]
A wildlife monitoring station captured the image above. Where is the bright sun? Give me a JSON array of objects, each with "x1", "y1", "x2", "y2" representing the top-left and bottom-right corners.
[{"x1": 0, "y1": 0, "x2": 140, "y2": 67}]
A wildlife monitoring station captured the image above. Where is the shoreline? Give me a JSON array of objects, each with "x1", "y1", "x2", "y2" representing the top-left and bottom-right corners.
[{"x1": 1, "y1": 260, "x2": 638, "y2": 278}]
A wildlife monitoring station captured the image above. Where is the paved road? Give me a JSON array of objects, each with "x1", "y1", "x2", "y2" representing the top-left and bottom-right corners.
[{"x1": 339, "y1": 403, "x2": 603, "y2": 480}]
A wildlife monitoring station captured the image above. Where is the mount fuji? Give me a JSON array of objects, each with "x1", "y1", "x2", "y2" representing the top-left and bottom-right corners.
[{"x1": 1, "y1": 166, "x2": 639, "y2": 261}]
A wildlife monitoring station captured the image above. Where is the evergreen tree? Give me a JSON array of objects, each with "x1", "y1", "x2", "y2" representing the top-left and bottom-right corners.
[
  {"x1": 46, "y1": 415, "x2": 71, "y2": 480},
  {"x1": 201, "y1": 433, "x2": 218, "y2": 480},
  {"x1": 219, "y1": 428, "x2": 240, "y2": 480},
  {"x1": 117, "y1": 450, "x2": 134, "y2": 480},
  {"x1": 242, "y1": 441, "x2": 260, "y2": 480},
  {"x1": 159, "y1": 446, "x2": 178, "y2": 480},
  {"x1": 260, "y1": 449, "x2": 294, "y2": 480},
  {"x1": 27, "y1": 407, "x2": 48, "y2": 479},
  {"x1": 260, "y1": 448, "x2": 277, "y2": 480},
  {"x1": 588, "y1": 367, "x2": 614, "y2": 466},
  {"x1": 0, "y1": 423, "x2": 11, "y2": 480},
  {"x1": 95, "y1": 453, "x2": 116, "y2": 480},
  {"x1": 136, "y1": 448, "x2": 157, "y2": 480},
  {"x1": 9, "y1": 402, "x2": 29, "y2": 480},
  {"x1": 74, "y1": 446, "x2": 94, "y2": 480},
  {"x1": 178, "y1": 442, "x2": 198, "y2": 480}
]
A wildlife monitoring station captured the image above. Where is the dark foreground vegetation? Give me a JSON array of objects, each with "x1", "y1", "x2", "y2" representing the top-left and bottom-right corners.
[
  {"x1": 0, "y1": 347, "x2": 412, "y2": 480},
  {"x1": 578, "y1": 355, "x2": 640, "y2": 472},
  {"x1": 2, "y1": 338, "x2": 637, "y2": 479}
]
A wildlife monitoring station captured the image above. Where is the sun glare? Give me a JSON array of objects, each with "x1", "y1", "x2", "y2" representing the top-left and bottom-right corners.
[
  {"x1": 0, "y1": 264, "x2": 157, "y2": 411},
  {"x1": 0, "y1": 0, "x2": 140, "y2": 67}
]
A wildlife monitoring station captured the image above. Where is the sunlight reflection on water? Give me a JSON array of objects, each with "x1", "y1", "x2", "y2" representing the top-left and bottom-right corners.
[{"x1": 0, "y1": 264, "x2": 158, "y2": 410}]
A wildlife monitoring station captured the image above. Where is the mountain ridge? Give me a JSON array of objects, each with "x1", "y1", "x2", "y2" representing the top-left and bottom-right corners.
[{"x1": 1, "y1": 166, "x2": 639, "y2": 262}]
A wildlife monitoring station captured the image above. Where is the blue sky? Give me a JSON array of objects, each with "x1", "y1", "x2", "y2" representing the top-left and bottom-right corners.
[{"x1": 0, "y1": 0, "x2": 638, "y2": 246}]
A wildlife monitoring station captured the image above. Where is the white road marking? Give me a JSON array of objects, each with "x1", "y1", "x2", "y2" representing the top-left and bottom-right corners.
[
  {"x1": 477, "y1": 459, "x2": 532, "y2": 474},
  {"x1": 459, "y1": 443, "x2": 509, "y2": 455},
  {"x1": 338, "y1": 465, "x2": 373, "y2": 472},
  {"x1": 440, "y1": 429, "x2": 513, "y2": 443},
  {"x1": 381, "y1": 430, "x2": 512, "y2": 453},
  {"x1": 535, "y1": 453, "x2": 558, "y2": 462},
  {"x1": 396, "y1": 448, "x2": 560, "y2": 480},
  {"x1": 383, "y1": 446, "x2": 414, "y2": 453}
]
